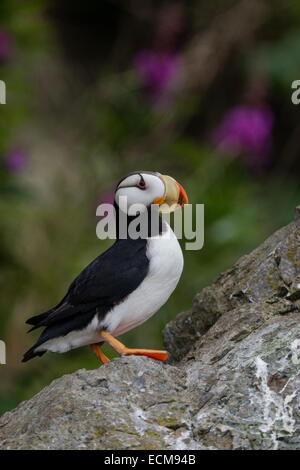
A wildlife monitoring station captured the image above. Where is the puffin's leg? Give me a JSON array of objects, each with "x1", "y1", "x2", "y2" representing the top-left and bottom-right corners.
[
  {"x1": 90, "y1": 344, "x2": 110, "y2": 364},
  {"x1": 99, "y1": 331, "x2": 168, "y2": 361}
]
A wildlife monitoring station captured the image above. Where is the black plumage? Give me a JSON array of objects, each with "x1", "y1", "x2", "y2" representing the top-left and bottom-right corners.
[{"x1": 22, "y1": 237, "x2": 149, "y2": 362}]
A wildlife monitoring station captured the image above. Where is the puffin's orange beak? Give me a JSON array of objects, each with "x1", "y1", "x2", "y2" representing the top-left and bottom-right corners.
[
  {"x1": 176, "y1": 181, "x2": 189, "y2": 207},
  {"x1": 154, "y1": 175, "x2": 188, "y2": 213}
]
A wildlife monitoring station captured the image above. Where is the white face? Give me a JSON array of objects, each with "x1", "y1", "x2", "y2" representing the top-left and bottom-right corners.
[{"x1": 115, "y1": 172, "x2": 165, "y2": 214}]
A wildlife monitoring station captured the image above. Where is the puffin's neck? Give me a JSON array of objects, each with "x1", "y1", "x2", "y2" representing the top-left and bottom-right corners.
[{"x1": 114, "y1": 202, "x2": 164, "y2": 240}]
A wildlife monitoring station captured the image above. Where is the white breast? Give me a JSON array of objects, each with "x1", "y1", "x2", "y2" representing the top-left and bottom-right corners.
[
  {"x1": 36, "y1": 222, "x2": 183, "y2": 354},
  {"x1": 103, "y1": 222, "x2": 183, "y2": 336}
]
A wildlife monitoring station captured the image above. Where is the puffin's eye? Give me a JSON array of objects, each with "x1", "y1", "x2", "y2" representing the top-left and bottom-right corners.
[{"x1": 137, "y1": 178, "x2": 147, "y2": 190}]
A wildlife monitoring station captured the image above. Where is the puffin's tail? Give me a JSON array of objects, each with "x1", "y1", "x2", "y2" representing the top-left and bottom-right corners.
[
  {"x1": 25, "y1": 295, "x2": 69, "y2": 332},
  {"x1": 22, "y1": 307, "x2": 57, "y2": 361},
  {"x1": 22, "y1": 306, "x2": 58, "y2": 361},
  {"x1": 22, "y1": 346, "x2": 46, "y2": 363},
  {"x1": 25, "y1": 305, "x2": 60, "y2": 332}
]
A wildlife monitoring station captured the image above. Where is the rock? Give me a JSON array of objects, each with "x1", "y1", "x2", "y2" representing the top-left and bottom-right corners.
[
  {"x1": 0, "y1": 210, "x2": 299, "y2": 450},
  {"x1": 164, "y1": 210, "x2": 300, "y2": 362},
  {"x1": 0, "y1": 357, "x2": 201, "y2": 450}
]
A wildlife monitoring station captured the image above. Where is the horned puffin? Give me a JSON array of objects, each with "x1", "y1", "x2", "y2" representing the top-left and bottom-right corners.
[{"x1": 22, "y1": 171, "x2": 188, "y2": 364}]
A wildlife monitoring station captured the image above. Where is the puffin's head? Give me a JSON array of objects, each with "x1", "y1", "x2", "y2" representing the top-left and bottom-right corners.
[{"x1": 114, "y1": 171, "x2": 188, "y2": 214}]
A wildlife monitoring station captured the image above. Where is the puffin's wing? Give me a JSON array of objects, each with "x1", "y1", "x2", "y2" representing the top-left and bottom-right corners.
[{"x1": 26, "y1": 239, "x2": 148, "y2": 330}]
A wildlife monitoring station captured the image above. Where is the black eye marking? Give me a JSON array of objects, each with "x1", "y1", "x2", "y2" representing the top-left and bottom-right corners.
[{"x1": 137, "y1": 175, "x2": 147, "y2": 190}]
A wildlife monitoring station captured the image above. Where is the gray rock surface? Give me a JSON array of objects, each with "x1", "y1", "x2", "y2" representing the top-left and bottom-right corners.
[{"x1": 1, "y1": 208, "x2": 300, "y2": 450}]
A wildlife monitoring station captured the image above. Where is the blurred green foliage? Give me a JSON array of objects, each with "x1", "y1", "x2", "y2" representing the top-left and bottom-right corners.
[{"x1": 0, "y1": 0, "x2": 300, "y2": 415}]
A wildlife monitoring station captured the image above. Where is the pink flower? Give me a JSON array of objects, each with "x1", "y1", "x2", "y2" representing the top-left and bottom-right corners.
[
  {"x1": 133, "y1": 50, "x2": 181, "y2": 106},
  {"x1": 212, "y1": 105, "x2": 274, "y2": 168},
  {"x1": 99, "y1": 188, "x2": 115, "y2": 206},
  {"x1": 4, "y1": 148, "x2": 28, "y2": 172},
  {"x1": 0, "y1": 29, "x2": 14, "y2": 62}
]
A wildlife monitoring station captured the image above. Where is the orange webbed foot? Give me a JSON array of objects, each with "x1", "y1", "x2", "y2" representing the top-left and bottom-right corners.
[{"x1": 99, "y1": 331, "x2": 168, "y2": 361}]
